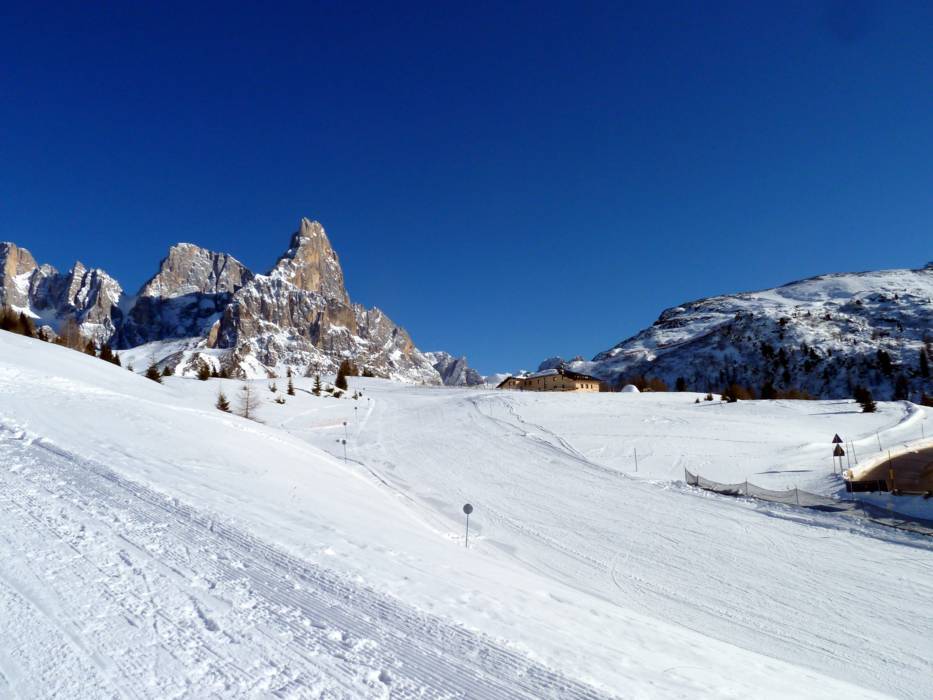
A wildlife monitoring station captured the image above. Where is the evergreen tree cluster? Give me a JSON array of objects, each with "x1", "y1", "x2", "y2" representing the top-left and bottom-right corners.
[
  {"x1": 854, "y1": 386, "x2": 877, "y2": 413},
  {"x1": 0, "y1": 307, "x2": 37, "y2": 338}
]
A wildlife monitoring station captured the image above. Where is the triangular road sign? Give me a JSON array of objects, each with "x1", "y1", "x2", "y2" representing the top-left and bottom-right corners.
[
  {"x1": 833, "y1": 444, "x2": 845, "y2": 457},
  {"x1": 832, "y1": 434, "x2": 843, "y2": 443}
]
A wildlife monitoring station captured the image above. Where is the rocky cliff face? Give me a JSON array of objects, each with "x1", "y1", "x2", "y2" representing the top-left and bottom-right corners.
[
  {"x1": 551, "y1": 264, "x2": 933, "y2": 401},
  {"x1": 424, "y1": 351, "x2": 484, "y2": 386},
  {"x1": 0, "y1": 242, "x2": 123, "y2": 345},
  {"x1": 0, "y1": 219, "x2": 442, "y2": 383},
  {"x1": 210, "y1": 219, "x2": 438, "y2": 382},
  {"x1": 121, "y1": 243, "x2": 253, "y2": 347},
  {"x1": 0, "y1": 242, "x2": 39, "y2": 309}
]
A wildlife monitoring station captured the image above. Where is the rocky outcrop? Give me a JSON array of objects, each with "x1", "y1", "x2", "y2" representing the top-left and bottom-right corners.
[
  {"x1": 121, "y1": 244, "x2": 253, "y2": 347},
  {"x1": 0, "y1": 242, "x2": 39, "y2": 309},
  {"x1": 0, "y1": 242, "x2": 123, "y2": 345},
  {"x1": 537, "y1": 355, "x2": 585, "y2": 372},
  {"x1": 138, "y1": 243, "x2": 253, "y2": 299},
  {"x1": 211, "y1": 219, "x2": 439, "y2": 382},
  {"x1": 425, "y1": 351, "x2": 484, "y2": 386}
]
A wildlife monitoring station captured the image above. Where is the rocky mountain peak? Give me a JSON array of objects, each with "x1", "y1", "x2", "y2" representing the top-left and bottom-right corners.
[
  {"x1": 0, "y1": 242, "x2": 40, "y2": 308},
  {"x1": 138, "y1": 243, "x2": 254, "y2": 299},
  {"x1": 271, "y1": 218, "x2": 349, "y2": 304},
  {"x1": 0, "y1": 242, "x2": 38, "y2": 276}
]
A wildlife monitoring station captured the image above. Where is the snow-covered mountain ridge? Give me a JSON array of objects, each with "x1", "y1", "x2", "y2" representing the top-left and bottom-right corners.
[
  {"x1": 0, "y1": 219, "x2": 443, "y2": 382},
  {"x1": 555, "y1": 264, "x2": 932, "y2": 400}
]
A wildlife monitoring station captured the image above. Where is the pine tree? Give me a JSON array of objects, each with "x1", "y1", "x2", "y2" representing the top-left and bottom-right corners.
[
  {"x1": 18, "y1": 312, "x2": 35, "y2": 338},
  {"x1": 760, "y1": 380, "x2": 777, "y2": 400},
  {"x1": 335, "y1": 364, "x2": 348, "y2": 391},
  {"x1": 287, "y1": 376, "x2": 295, "y2": 396},
  {"x1": 675, "y1": 377, "x2": 686, "y2": 392},
  {"x1": 894, "y1": 374, "x2": 909, "y2": 401},
  {"x1": 854, "y1": 386, "x2": 877, "y2": 413},
  {"x1": 99, "y1": 343, "x2": 115, "y2": 363},
  {"x1": 197, "y1": 363, "x2": 211, "y2": 381},
  {"x1": 145, "y1": 363, "x2": 162, "y2": 383},
  {"x1": 237, "y1": 384, "x2": 260, "y2": 421},
  {"x1": 0, "y1": 307, "x2": 15, "y2": 333},
  {"x1": 313, "y1": 374, "x2": 322, "y2": 396},
  {"x1": 216, "y1": 389, "x2": 231, "y2": 412},
  {"x1": 112, "y1": 353, "x2": 122, "y2": 367},
  {"x1": 268, "y1": 381, "x2": 277, "y2": 393},
  {"x1": 162, "y1": 365, "x2": 173, "y2": 377},
  {"x1": 84, "y1": 340, "x2": 97, "y2": 356},
  {"x1": 876, "y1": 349, "x2": 893, "y2": 376}
]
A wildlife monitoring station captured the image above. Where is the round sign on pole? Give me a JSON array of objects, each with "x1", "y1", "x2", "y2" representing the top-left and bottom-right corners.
[{"x1": 463, "y1": 503, "x2": 473, "y2": 515}]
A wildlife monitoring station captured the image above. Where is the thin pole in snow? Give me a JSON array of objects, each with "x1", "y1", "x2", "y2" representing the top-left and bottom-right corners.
[
  {"x1": 463, "y1": 503, "x2": 473, "y2": 549},
  {"x1": 877, "y1": 433, "x2": 883, "y2": 450},
  {"x1": 343, "y1": 421, "x2": 348, "y2": 441},
  {"x1": 795, "y1": 487, "x2": 799, "y2": 506},
  {"x1": 851, "y1": 441, "x2": 858, "y2": 464},
  {"x1": 634, "y1": 448, "x2": 638, "y2": 473}
]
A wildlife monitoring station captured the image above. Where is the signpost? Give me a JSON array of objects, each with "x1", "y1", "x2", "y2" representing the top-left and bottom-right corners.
[
  {"x1": 833, "y1": 443, "x2": 845, "y2": 474},
  {"x1": 832, "y1": 434, "x2": 843, "y2": 474},
  {"x1": 463, "y1": 503, "x2": 473, "y2": 549}
]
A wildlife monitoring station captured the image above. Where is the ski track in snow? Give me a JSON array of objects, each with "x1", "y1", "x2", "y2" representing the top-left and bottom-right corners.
[{"x1": 0, "y1": 429, "x2": 610, "y2": 700}]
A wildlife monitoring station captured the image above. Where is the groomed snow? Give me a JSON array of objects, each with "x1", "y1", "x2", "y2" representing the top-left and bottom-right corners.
[{"x1": 0, "y1": 331, "x2": 930, "y2": 698}]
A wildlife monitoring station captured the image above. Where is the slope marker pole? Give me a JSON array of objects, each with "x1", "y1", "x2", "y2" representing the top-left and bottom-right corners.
[{"x1": 463, "y1": 503, "x2": 473, "y2": 549}]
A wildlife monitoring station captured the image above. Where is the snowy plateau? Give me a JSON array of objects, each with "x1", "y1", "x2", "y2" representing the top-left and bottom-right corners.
[{"x1": 0, "y1": 329, "x2": 931, "y2": 699}]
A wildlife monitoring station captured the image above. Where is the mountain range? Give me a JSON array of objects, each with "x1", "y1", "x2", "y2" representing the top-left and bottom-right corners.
[
  {"x1": 546, "y1": 263, "x2": 933, "y2": 401},
  {"x1": 0, "y1": 219, "x2": 450, "y2": 382},
  {"x1": 4, "y1": 225, "x2": 930, "y2": 400}
]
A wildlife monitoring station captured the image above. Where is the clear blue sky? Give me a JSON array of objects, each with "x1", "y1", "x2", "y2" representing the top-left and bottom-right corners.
[{"x1": 2, "y1": 2, "x2": 931, "y2": 374}]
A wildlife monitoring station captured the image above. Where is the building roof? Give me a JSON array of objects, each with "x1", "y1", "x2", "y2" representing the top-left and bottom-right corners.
[{"x1": 496, "y1": 368, "x2": 601, "y2": 387}]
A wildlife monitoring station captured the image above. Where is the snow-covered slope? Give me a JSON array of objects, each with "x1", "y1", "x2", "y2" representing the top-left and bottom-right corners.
[
  {"x1": 1, "y1": 329, "x2": 930, "y2": 698},
  {"x1": 559, "y1": 264, "x2": 933, "y2": 400}
]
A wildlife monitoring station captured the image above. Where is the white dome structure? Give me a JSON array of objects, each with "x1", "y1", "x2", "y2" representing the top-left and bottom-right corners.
[{"x1": 620, "y1": 384, "x2": 640, "y2": 393}]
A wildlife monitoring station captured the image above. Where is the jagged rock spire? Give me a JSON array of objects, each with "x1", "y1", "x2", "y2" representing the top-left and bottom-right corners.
[{"x1": 271, "y1": 218, "x2": 350, "y2": 305}]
